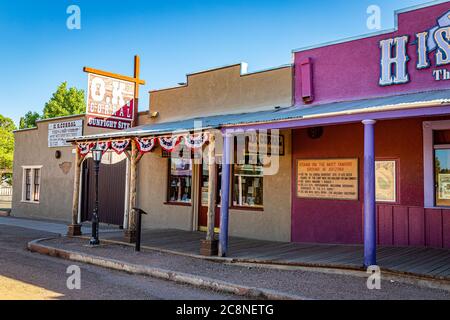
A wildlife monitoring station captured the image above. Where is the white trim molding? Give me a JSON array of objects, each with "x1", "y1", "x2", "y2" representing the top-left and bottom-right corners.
[
  {"x1": 423, "y1": 120, "x2": 450, "y2": 208},
  {"x1": 21, "y1": 165, "x2": 43, "y2": 204}
]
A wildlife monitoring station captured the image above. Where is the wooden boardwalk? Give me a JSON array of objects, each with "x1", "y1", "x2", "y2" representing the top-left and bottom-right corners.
[{"x1": 106, "y1": 229, "x2": 450, "y2": 280}]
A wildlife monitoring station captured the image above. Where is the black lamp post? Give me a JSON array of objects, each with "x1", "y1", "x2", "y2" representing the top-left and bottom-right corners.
[{"x1": 89, "y1": 144, "x2": 103, "y2": 246}]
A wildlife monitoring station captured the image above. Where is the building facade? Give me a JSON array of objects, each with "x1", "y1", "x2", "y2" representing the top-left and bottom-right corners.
[{"x1": 11, "y1": 1, "x2": 450, "y2": 264}]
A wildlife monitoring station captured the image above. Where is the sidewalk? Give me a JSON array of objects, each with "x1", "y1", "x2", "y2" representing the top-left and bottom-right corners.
[
  {"x1": 29, "y1": 236, "x2": 450, "y2": 300},
  {"x1": 0, "y1": 216, "x2": 121, "y2": 236},
  {"x1": 102, "y1": 228, "x2": 450, "y2": 281}
]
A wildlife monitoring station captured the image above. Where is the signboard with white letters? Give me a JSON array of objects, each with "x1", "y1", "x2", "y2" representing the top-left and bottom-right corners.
[
  {"x1": 48, "y1": 119, "x2": 83, "y2": 147},
  {"x1": 86, "y1": 73, "x2": 135, "y2": 130},
  {"x1": 379, "y1": 10, "x2": 450, "y2": 86}
]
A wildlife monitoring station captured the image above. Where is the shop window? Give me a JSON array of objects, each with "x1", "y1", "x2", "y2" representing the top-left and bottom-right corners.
[
  {"x1": 232, "y1": 157, "x2": 264, "y2": 209},
  {"x1": 167, "y1": 158, "x2": 192, "y2": 204},
  {"x1": 434, "y1": 147, "x2": 450, "y2": 207},
  {"x1": 22, "y1": 166, "x2": 42, "y2": 203}
]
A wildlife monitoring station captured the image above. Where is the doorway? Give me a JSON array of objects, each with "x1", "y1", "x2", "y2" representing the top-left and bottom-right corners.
[
  {"x1": 81, "y1": 156, "x2": 127, "y2": 226},
  {"x1": 198, "y1": 162, "x2": 222, "y2": 232}
]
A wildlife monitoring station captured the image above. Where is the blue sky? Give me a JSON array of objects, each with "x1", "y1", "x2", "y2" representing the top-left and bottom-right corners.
[{"x1": 0, "y1": 0, "x2": 435, "y2": 125}]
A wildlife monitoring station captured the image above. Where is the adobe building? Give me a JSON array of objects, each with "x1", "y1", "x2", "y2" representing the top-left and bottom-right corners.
[{"x1": 12, "y1": 63, "x2": 294, "y2": 243}]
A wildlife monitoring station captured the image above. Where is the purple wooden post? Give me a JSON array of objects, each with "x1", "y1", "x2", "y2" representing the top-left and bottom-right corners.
[
  {"x1": 219, "y1": 132, "x2": 232, "y2": 257},
  {"x1": 363, "y1": 119, "x2": 377, "y2": 267}
]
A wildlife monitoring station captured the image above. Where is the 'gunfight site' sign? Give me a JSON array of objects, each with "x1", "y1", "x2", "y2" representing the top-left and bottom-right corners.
[{"x1": 86, "y1": 73, "x2": 135, "y2": 130}]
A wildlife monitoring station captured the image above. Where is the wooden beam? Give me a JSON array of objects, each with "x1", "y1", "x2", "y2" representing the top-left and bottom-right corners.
[
  {"x1": 83, "y1": 67, "x2": 146, "y2": 85},
  {"x1": 126, "y1": 139, "x2": 139, "y2": 242},
  {"x1": 68, "y1": 151, "x2": 82, "y2": 236},
  {"x1": 133, "y1": 55, "x2": 140, "y2": 127},
  {"x1": 206, "y1": 135, "x2": 217, "y2": 241}
]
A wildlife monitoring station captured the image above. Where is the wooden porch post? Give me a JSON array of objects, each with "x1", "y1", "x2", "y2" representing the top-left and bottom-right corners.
[
  {"x1": 68, "y1": 149, "x2": 82, "y2": 236},
  {"x1": 200, "y1": 133, "x2": 219, "y2": 256},
  {"x1": 124, "y1": 139, "x2": 139, "y2": 243}
]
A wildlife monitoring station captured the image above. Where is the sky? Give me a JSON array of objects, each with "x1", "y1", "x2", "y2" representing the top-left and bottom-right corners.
[{"x1": 0, "y1": 0, "x2": 436, "y2": 126}]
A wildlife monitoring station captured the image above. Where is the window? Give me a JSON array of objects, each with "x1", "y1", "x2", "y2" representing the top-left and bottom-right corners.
[
  {"x1": 233, "y1": 158, "x2": 264, "y2": 208},
  {"x1": 167, "y1": 158, "x2": 192, "y2": 204},
  {"x1": 435, "y1": 147, "x2": 450, "y2": 207},
  {"x1": 22, "y1": 166, "x2": 42, "y2": 203}
]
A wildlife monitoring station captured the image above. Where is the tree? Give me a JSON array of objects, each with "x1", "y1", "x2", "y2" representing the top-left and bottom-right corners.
[
  {"x1": 0, "y1": 114, "x2": 16, "y2": 170},
  {"x1": 42, "y1": 82, "x2": 85, "y2": 119},
  {"x1": 19, "y1": 111, "x2": 41, "y2": 129}
]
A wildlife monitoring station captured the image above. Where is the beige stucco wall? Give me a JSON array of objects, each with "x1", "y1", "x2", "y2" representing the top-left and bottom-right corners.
[
  {"x1": 11, "y1": 115, "x2": 111, "y2": 222},
  {"x1": 11, "y1": 63, "x2": 293, "y2": 243},
  {"x1": 134, "y1": 129, "x2": 292, "y2": 242},
  {"x1": 149, "y1": 64, "x2": 293, "y2": 123},
  {"x1": 228, "y1": 129, "x2": 292, "y2": 242}
]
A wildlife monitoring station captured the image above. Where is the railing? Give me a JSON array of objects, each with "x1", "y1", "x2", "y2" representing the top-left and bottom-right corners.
[{"x1": 0, "y1": 187, "x2": 12, "y2": 196}]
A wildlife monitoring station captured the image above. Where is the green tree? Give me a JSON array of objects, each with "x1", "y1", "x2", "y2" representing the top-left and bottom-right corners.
[
  {"x1": 42, "y1": 82, "x2": 85, "y2": 119},
  {"x1": 0, "y1": 114, "x2": 16, "y2": 170},
  {"x1": 19, "y1": 111, "x2": 41, "y2": 129}
]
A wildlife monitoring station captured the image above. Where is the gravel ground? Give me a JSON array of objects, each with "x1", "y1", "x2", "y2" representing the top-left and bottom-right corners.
[
  {"x1": 41, "y1": 236, "x2": 450, "y2": 300},
  {"x1": 0, "y1": 225, "x2": 244, "y2": 300}
]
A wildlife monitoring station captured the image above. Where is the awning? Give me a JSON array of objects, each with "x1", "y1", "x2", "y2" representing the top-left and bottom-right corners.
[{"x1": 69, "y1": 89, "x2": 450, "y2": 142}]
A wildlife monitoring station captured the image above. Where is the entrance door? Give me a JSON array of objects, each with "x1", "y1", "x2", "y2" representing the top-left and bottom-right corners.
[
  {"x1": 198, "y1": 162, "x2": 222, "y2": 232},
  {"x1": 81, "y1": 157, "x2": 127, "y2": 226}
]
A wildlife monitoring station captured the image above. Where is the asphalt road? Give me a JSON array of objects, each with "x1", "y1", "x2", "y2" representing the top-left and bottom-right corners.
[{"x1": 0, "y1": 225, "x2": 242, "y2": 300}]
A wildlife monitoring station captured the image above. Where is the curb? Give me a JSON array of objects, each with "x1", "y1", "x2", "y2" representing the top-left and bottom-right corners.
[
  {"x1": 28, "y1": 238, "x2": 308, "y2": 300},
  {"x1": 75, "y1": 235, "x2": 450, "y2": 286}
]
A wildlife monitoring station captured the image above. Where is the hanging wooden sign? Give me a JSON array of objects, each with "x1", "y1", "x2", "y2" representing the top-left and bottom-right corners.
[{"x1": 84, "y1": 55, "x2": 145, "y2": 130}]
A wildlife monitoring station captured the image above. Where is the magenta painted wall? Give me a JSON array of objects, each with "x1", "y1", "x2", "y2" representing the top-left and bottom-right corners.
[
  {"x1": 294, "y1": 2, "x2": 450, "y2": 106},
  {"x1": 291, "y1": 117, "x2": 450, "y2": 248}
]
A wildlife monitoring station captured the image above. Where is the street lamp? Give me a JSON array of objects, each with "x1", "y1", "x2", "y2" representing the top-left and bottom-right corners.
[{"x1": 89, "y1": 143, "x2": 103, "y2": 246}]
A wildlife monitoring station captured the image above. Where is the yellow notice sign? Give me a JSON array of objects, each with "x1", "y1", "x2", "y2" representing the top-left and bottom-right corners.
[{"x1": 297, "y1": 159, "x2": 359, "y2": 200}]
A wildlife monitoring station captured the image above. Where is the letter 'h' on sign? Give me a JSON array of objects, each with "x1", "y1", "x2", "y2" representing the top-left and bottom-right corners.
[{"x1": 379, "y1": 36, "x2": 409, "y2": 86}]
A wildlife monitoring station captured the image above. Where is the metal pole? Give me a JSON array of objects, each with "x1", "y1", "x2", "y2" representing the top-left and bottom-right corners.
[
  {"x1": 90, "y1": 160, "x2": 100, "y2": 246},
  {"x1": 219, "y1": 132, "x2": 232, "y2": 257},
  {"x1": 136, "y1": 211, "x2": 142, "y2": 252},
  {"x1": 363, "y1": 120, "x2": 376, "y2": 267}
]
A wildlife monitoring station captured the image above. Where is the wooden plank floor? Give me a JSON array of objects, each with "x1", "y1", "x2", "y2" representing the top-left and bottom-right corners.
[{"x1": 105, "y1": 229, "x2": 450, "y2": 279}]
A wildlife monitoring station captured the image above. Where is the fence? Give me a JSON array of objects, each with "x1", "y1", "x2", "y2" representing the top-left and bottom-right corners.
[{"x1": 0, "y1": 187, "x2": 12, "y2": 197}]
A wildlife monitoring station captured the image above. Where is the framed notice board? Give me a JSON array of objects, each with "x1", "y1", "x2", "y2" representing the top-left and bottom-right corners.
[{"x1": 297, "y1": 158, "x2": 359, "y2": 201}]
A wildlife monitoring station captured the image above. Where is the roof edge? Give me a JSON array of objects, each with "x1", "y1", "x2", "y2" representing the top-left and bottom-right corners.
[{"x1": 292, "y1": 0, "x2": 447, "y2": 53}]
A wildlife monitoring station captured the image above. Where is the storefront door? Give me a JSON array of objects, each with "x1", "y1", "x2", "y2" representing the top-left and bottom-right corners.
[
  {"x1": 198, "y1": 162, "x2": 222, "y2": 232},
  {"x1": 81, "y1": 157, "x2": 127, "y2": 226}
]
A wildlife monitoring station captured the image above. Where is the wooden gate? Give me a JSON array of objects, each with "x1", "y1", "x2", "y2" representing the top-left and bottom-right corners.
[{"x1": 81, "y1": 158, "x2": 127, "y2": 226}]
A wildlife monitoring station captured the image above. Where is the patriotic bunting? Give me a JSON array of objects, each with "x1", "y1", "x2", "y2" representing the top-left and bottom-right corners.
[
  {"x1": 158, "y1": 135, "x2": 182, "y2": 152},
  {"x1": 135, "y1": 137, "x2": 156, "y2": 154},
  {"x1": 184, "y1": 132, "x2": 209, "y2": 149},
  {"x1": 77, "y1": 142, "x2": 94, "y2": 158},
  {"x1": 111, "y1": 139, "x2": 130, "y2": 155},
  {"x1": 76, "y1": 132, "x2": 209, "y2": 158},
  {"x1": 96, "y1": 141, "x2": 111, "y2": 154}
]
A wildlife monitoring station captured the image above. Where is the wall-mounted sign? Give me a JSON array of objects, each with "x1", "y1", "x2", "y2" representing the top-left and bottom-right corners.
[
  {"x1": 245, "y1": 133, "x2": 285, "y2": 156},
  {"x1": 48, "y1": 119, "x2": 83, "y2": 148},
  {"x1": 379, "y1": 10, "x2": 450, "y2": 86},
  {"x1": 297, "y1": 159, "x2": 358, "y2": 200},
  {"x1": 375, "y1": 160, "x2": 397, "y2": 202},
  {"x1": 86, "y1": 73, "x2": 135, "y2": 130}
]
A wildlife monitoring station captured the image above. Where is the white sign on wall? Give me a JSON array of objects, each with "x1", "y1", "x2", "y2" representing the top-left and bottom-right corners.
[{"x1": 48, "y1": 119, "x2": 83, "y2": 147}]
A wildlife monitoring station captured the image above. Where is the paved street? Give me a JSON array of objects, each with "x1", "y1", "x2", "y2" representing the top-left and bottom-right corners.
[
  {"x1": 0, "y1": 225, "x2": 241, "y2": 300},
  {"x1": 0, "y1": 218, "x2": 449, "y2": 300}
]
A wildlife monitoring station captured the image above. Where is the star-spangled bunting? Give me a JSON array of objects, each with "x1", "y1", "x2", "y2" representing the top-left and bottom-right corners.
[
  {"x1": 111, "y1": 140, "x2": 131, "y2": 154},
  {"x1": 135, "y1": 137, "x2": 156, "y2": 154}
]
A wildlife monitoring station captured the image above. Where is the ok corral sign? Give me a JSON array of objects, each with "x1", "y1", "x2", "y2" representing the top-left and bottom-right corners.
[{"x1": 86, "y1": 74, "x2": 135, "y2": 130}]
